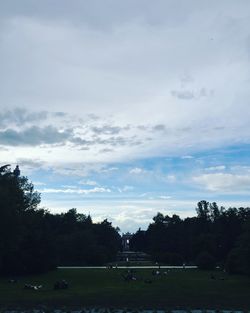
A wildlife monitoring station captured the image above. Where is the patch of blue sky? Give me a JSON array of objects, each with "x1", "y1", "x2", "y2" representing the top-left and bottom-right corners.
[
  {"x1": 28, "y1": 142, "x2": 250, "y2": 222},
  {"x1": 190, "y1": 144, "x2": 250, "y2": 166}
]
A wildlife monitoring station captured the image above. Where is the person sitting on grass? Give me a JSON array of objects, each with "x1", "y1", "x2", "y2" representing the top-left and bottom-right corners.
[
  {"x1": 24, "y1": 284, "x2": 42, "y2": 290},
  {"x1": 54, "y1": 279, "x2": 69, "y2": 290},
  {"x1": 121, "y1": 269, "x2": 137, "y2": 282}
]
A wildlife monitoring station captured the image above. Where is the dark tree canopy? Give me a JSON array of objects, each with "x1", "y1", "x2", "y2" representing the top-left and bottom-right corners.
[
  {"x1": 0, "y1": 165, "x2": 54, "y2": 274},
  {"x1": 0, "y1": 165, "x2": 121, "y2": 275},
  {"x1": 131, "y1": 200, "x2": 250, "y2": 274},
  {"x1": 1, "y1": 166, "x2": 250, "y2": 276}
]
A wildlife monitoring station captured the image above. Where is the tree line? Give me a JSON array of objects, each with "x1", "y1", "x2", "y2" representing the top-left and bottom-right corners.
[
  {"x1": 1, "y1": 164, "x2": 250, "y2": 276},
  {"x1": 0, "y1": 165, "x2": 121, "y2": 275},
  {"x1": 131, "y1": 200, "x2": 250, "y2": 274}
]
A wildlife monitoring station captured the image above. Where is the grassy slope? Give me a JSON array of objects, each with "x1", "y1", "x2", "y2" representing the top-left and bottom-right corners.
[{"x1": 0, "y1": 268, "x2": 250, "y2": 309}]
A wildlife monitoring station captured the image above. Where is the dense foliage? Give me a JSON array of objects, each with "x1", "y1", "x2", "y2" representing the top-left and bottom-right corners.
[
  {"x1": 1, "y1": 164, "x2": 250, "y2": 276},
  {"x1": 131, "y1": 200, "x2": 250, "y2": 274},
  {"x1": 0, "y1": 165, "x2": 121, "y2": 275}
]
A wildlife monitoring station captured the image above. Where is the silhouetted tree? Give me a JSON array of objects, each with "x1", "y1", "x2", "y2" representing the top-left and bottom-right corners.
[
  {"x1": 0, "y1": 164, "x2": 55, "y2": 274},
  {"x1": 131, "y1": 201, "x2": 250, "y2": 274}
]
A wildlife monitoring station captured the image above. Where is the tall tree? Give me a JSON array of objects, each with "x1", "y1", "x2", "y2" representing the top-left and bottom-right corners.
[{"x1": 0, "y1": 165, "x2": 55, "y2": 274}]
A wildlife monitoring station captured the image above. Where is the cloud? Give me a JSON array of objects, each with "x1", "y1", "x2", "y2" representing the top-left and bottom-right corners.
[
  {"x1": 230, "y1": 165, "x2": 250, "y2": 173},
  {"x1": 0, "y1": 108, "x2": 48, "y2": 128},
  {"x1": 1, "y1": 3, "x2": 250, "y2": 164},
  {"x1": 0, "y1": 120, "x2": 140, "y2": 151},
  {"x1": 16, "y1": 158, "x2": 45, "y2": 173},
  {"x1": 40, "y1": 196, "x2": 250, "y2": 232},
  {"x1": 78, "y1": 180, "x2": 98, "y2": 186},
  {"x1": 129, "y1": 167, "x2": 144, "y2": 174},
  {"x1": 98, "y1": 167, "x2": 119, "y2": 173},
  {"x1": 51, "y1": 163, "x2": 107, "y2": 177},
  {"x1": 99, "y1": 148, "x2": 114, "y2": 153},
  {"x1": 171, "y1": 88, "x2": 213, "y2": 100},
  {"x1": 0, "y1": 126, "x2": 72, "y2": 146},
  {"x1": 159, "y1": 195, "x2": 172, "y2": 199},
  {"x1": 1, "y1": 0, "x2": 250, "y2": 231},
  {"x1": 193, "y1": 173, "x2": 250, "y2": 193},
  {"x1": 40, "y1": 187, "x2": 111, "y2": 194},
  {"x1": 71, "y1": 134, "x2": 142, "y2": 149},
  {"x1": 171, "y1": 90, "x2": 194, "y2": 100},
  {"x1": 50, "y1": 164, "x2": 119, "y2": 178},
  {"x1": 205, "y1": 165, "x2": 226, "y2": 171},
  {"x1": 181, "y1": 155, "x2": 193, "y2": 159},
  {"x1": 0, "y1": 146, "x2": 9, "y2": 151},
  {"x1": 117, "y1": 185, "x2": 134, "y2": 193},
  {"x1": 52, "y1": 111, "x2": 67, "y2": 118},
  {"x1": 166, "y1": 175, "x2": 176, "y2": 182},
  {"x1": 32, "y1": 181, "x2": 46, "y2": 186},
  {"x1": 0, "y1": 0, "x2": 205, "y2": 30},
  {"x1": 91, "y1": 125, "x2": 125, "y2": 135},
  {"x1": 152, "y1": 124, "x2": 165, "y2": 131}
]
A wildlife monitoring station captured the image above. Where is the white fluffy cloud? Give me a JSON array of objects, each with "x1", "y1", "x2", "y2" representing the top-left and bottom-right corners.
[
  {"x1": 193, "y1": 173, "x2": 250, "y2": 193},
  {"x1": 39, "y1": 187, "x2": 111, "y2": 194},
  {"x1": 129, "y1": 167, "x2": 144, "y2": 174}
]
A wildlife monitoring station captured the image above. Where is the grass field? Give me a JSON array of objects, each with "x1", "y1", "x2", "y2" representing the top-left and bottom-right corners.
[{"x1": 0, "y1": 268, "x2": 250, "y2": 309}]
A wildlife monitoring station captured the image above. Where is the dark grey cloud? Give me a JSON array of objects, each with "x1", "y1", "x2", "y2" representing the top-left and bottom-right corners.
[
  {"x1": 100, "y1": 136, "x2": 132, "y2": 146},
  {"x1": 0, "y1": 120, "x2": 141, "y2": 148},
  {"x1": 72, "y1": 135, "x2": 142, "y2": 148},
  {"x1": 0, "y1": 108, "x2": 75, "y2": 133},
  {"x1": 71, "y1": 137, "x2": 93, "y2": 146},
  {"x1": 153, "y1": 124, "x2": 166, "y2": 131},
  {"x1": 0, "y1": 108, "x2": 48, "y2": 128},
  {"x1": 52, "y1": 111, "x2": 67, "y2": 118},
  {"x1": 87, "y1": 114, "x2": 100, "y2": 121},
  {"x1": 91, "y1": 125, "x2": 124, "y2": 135},
  {"x1": 137, "y1": 125, "x2": 149, "y2": 131},
  {"x1": 97, "y1": 136, "x2": 142, "y2": 147},
  {"x1": 16, "y1": 158, "x2": 45, "y2": 168},
  {"x1": 0, "y1": 126, "x2": 72, "y2": 146},
  {"x1": 137, "y1": 124, "x2": 166, "y2": 132},
  {"x1": 99, "y1": 148, "x2": 114, "y2": 153}
]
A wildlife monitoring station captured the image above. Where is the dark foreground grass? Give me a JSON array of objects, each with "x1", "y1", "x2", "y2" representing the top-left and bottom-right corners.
[{"x1": 0, "y1": 268, "x2": 250, "y2": 309}]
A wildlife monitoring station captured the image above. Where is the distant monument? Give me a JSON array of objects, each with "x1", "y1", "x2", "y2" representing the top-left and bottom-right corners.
[
  {"x1": 121, "y1": 232, "x2": 133, "y2": 251},
  {"x1": 117, "y1": 232, "x2": 150, "y2": 263}
]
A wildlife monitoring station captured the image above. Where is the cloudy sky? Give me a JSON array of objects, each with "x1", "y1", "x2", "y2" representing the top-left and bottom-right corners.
[{"x1": 1, "y1": 0, "x2": 250, "y2": 232}]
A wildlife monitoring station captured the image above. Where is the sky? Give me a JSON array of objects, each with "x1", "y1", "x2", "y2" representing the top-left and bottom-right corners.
[{"x1": 0, "y1": 0, "x2": 250, "y2": 232}]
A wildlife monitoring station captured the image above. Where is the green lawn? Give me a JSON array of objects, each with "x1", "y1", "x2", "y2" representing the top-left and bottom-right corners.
[{"x1": 0, "y1": 268, "x2": 250, "y2": 309}]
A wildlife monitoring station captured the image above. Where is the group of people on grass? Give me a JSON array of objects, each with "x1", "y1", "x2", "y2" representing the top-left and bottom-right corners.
[
  {"x1": 9, "y1": 278, "x2": 69, "y2": 290},
  {"x1": 121, "y1": 268, "x2": 170, "y2": 283}
]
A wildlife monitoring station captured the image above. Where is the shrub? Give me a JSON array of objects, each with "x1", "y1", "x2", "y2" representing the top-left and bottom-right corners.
[
  {"x1": 225, "y1": 248, "x2": 248, "y2": 274},
  {"x1": 196, "y1": 251, "x2": 216, "y2": 270}
]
